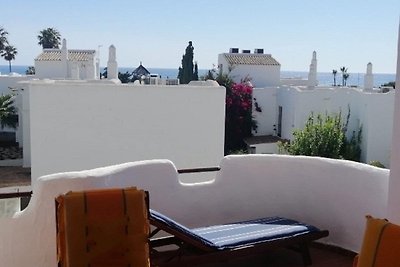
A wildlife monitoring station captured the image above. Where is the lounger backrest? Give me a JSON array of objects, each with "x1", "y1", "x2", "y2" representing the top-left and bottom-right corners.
[{"x1": 149, "y1": 209, "x2": 216, "y2": 251}]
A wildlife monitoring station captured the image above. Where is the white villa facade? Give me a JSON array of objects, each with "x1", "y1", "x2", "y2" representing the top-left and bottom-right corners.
[
  {"x1": 218, "y1": 49, "x2": 395, "y2": 167},
  {"x1": 34, "y1": 39, "x2": 99, "y2": 80},
  {"x1": 218, "y1": 48, "x2": 281, "y2": 87}
]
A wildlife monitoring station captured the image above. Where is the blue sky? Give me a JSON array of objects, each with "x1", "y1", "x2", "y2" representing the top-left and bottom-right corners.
[{"x1": 1, "y1": 0, "x2": 399, "y2": 73}]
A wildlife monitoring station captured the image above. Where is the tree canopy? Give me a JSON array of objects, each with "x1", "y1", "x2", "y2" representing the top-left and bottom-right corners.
[
  {"x1": 0, "y1": 27, "x2": 8, "y2": 53},
  {"x1": 37, "y1": 28, "x2": 61, "y2": 49},
  {"x1": 1, "y1": 45, "x2": 17, "y2": 73},
  {"x1": 177, "y1": 41, "x2": 198, "y2": 84},
  {"x1": 0, "y1": 94, "x2": 18, "y2": 129}
]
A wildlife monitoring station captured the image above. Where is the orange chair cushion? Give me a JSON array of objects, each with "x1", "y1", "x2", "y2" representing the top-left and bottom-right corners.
[
  {"x1": 356, "y1": 215, "x2": 400, "y2": 267},
  {"x1": 56, "y1": 187, "x2": 150, "y2": 267}
]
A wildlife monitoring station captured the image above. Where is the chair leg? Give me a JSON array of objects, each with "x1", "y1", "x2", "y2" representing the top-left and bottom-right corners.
[{"x1": 299, "y1": 243, "x2": 312, "y2": 266}]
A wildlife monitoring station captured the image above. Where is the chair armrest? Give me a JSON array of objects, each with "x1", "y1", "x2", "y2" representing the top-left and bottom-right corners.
[{"x1": 353, "y1": 254, "x2": 359, "y2": 267}]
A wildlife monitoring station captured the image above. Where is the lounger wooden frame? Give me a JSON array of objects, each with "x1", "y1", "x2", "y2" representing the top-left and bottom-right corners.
[{"x1": 149, "y1": 211, "x2": 329, "y2": 267}]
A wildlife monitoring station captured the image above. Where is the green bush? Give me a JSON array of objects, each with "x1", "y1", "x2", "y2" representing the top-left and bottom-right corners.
[
  {"x1": 369, "y1": 160, "x2": 386, "y2": 168},
  {"x1": 0, "y1": 94, "x2": 18, "y2": 129},
  {"x1": 279, "y1": 110, "x2": 362, "y2": 162}
]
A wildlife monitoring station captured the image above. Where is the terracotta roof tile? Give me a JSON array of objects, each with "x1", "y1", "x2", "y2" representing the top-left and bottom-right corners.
[
  {"x1": 223, "y1": 53, "x2": 280, "y2": 66},
  {"x1": 35, "y1": 49, "x2": 96, "y2": 62}
]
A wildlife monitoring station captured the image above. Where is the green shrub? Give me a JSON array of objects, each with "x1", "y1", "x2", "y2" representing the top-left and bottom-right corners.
[
  {"x1": 279, "y1": 109, "x2": 362, "y2": 162},
  {"x1": 369, "y1": 160, "x2": 386, "y2": 168},
  {"x1": 0, "y1": 94, "x2": 18, "y2": 129}
]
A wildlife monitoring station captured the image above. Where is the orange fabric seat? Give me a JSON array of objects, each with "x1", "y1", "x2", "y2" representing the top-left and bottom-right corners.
[
  {"x1": 56, "y1": 187, "x2": 150, "y2": 267},
  {"x1": 354, "y1": 215, "x2": 400, "y2": 267}
]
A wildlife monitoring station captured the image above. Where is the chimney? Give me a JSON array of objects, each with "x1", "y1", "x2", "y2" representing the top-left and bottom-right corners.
[
  {"x1": 307, "y1": 51, "x2": 318, "y2": 86},
  {"x1": 107, "y1": 44, "x2": 118, "y2": 80},
  {"x1": 363, "y1": 62, "x2": 374, "y2": 91}
]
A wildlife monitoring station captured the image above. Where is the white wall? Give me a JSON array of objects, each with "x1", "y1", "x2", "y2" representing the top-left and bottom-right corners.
[
  {"x1": 0, "y1": 75, "x2": 34, "y2": 95},
  {"x1": 34, "y1": 61, "x2": 66, "y2": 79},
  {"x1": 0, "y1": 155, "x2": 389, "y2": 267},
  {"x1": 252, "y1": 87, "x2": 277, "y2": 135},
  {"x1": 22, "y1": 80, "x2": 226, "y2": 182},
  {"x1": 229, "y1": 65, "x2": 281, "y2": 87},
  {"x1": 280, "y1": 78, "x2": 309, "y2": 86},
  {"x1": 251, "y1": 142, "x2": 278, "y2": 154},
  {"x1": 362, "y1": 92, "x2": 394, "y2": 165},
  {"x1": 35, "y1": 60, "x2": 95, "y2": 80}
]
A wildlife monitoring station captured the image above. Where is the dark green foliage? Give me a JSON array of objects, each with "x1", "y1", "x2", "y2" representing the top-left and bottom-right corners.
[
  {"x1": 0, "y1": 27, "x2": 8, "y2": 53},
  {"x1": 279, "y1": 109, "x2": 362, "y2": 162},
  {"x1": 0, "y1": 94, "x2": 18, "y2": 129},
  {"x1": 340, "y1": 66, "x2": 349, "y2": 86},
  {"x1": 332, "y1": 69, "x2": 337, "y2": 86},
  {"x1": 342, "y1": 128, "x2": 362, "y2": 161},
  {"x1": 37, "y1": 28, "x2": 61, "y2": 49},
  {"x1": 369, "y1": 160, "x2": 386, "y2": 168},
  {"x1": 25, "y1": 66, "x2": 35, "y2": 75},
  {"x1": 193, "y1": 62, "x2": 199, "y2": 81},
  {"x1": 102, "y1": 67, "x2": 137, "y2": 83},
  {"x1": 1, "y1": 45, "x2": 17, "y2": 73},
  {"x1": 206, "y1": 69, "x2": 260, "y2": 154},
  {"x1": 177, "y1": 41, "x2": 198, "y2": 84},
  {"x1": 381, "y1": 81, "x2": 395, "y2": 89},
  {"x1": 118, "y1": 71, "x2": 132, "y2": 83}
]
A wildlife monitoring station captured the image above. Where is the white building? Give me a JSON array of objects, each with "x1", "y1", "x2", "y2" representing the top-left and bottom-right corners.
[
  {"x1": 34, "y1": 39, "x2": 98, "y2": 80},
  {"x1": 17, "y1": 44, "x2": 224, "y2": 183},
  {"x1": 218, "y1": 48, "x2": 281, "y2": 87},
  {"x1": 219, "y1": 50, "x2": 394, "y2": 167}
]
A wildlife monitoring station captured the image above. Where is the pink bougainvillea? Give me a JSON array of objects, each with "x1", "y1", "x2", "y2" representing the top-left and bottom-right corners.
[
  {"x1": 205, "y1": 69, "x2": 261, "y2": 154},
  {"x1": 225, "y1": 82, "x2": 257, "y2": 153}
]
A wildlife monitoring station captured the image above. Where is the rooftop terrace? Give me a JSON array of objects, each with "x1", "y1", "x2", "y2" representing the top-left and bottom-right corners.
[{"x1": 0, "y1": 155, "x2": 390, "y2": 266}]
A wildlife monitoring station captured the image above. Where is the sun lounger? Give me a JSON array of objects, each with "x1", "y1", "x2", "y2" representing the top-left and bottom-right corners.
[
  {"x1": 149, "y1": 209, "x2": 329, "y2": 266},
  {"x1": 55, "y1": 187, "x2": 328, "y2": 267}
]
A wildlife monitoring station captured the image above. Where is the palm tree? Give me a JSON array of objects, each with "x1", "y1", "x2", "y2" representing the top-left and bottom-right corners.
[
  {"x1": 37, "y1": 28, "x2": 61, "y2": 49},
  {"x1": 332, "y1": 69, "x2": 337, "y2": 86},
  {"x1": 1, "y1": 45, "x2": 17, "y2": 73},
  {"x1": 340, "y1": 67, "x2": 348, "y2": 86},
  {"x1": 343, "y1": 73, "x2": 350, "y2": 86},
  {"x1": 0, "y1": 94, "x2": 18, "y2": 129},
  {"x1": 0, "y1": 27, "x2": 9, "y2": 53}
]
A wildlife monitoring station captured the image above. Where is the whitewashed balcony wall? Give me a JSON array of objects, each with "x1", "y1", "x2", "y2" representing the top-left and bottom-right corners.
[{"x1": 21, "y1": 80, "x2": 225, "y2": 183}]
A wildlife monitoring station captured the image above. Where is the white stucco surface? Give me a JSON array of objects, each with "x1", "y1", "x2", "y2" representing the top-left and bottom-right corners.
[
  {"x1": 0, "y1": 155, "x2": 389, "y2": 266},
  {"x1": 22, "y1": 80, "x2": 225, "y2": 182},
  {"x1": 387, "y1": 23, "x2": 400, "y2": 223},
  {"x1": 0, "y1": 75, "x2": 35, "y2": 95}
]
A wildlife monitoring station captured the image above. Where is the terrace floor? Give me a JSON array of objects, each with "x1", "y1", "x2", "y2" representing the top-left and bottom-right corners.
[
  {"x1": 203, "y1": 244, "x2": 355, "y2": 266},
  {"x1": 0, "y1": 166, "x2": 31, "y2": 188}
]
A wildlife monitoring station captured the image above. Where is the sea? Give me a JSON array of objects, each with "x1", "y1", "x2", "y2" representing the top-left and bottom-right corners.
[{"x1": 0, "y1": 65, "x2": 396, "y2": 88}]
